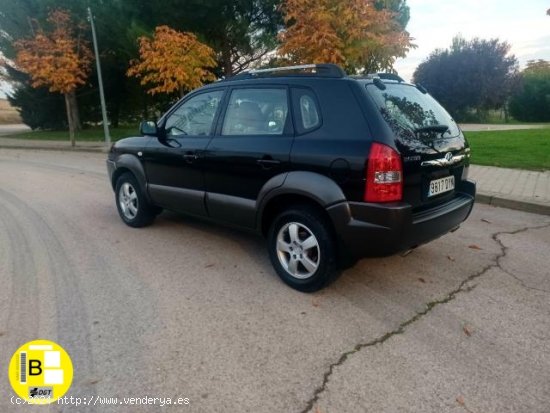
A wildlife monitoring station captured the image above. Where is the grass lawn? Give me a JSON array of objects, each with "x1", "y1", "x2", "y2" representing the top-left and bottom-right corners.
[
  {"x1": 465, "y1": 128, "x2": 550, "y2": 171},
  {"x1": 2, "y1": 126, "x2": 139, "y2": 142}
]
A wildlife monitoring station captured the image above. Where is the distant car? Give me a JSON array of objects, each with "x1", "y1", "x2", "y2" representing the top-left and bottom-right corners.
[{"x1": 107, "y1": 64, "x2": 475, "y2": 292}]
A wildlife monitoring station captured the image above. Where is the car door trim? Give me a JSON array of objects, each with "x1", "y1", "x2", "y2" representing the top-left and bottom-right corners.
[
  {"x1": 205, "y1": 192, "x2": 256, "y2": 228},
  {"x1": 148, "y1": 184, "x2": 206, "y2": 217}
]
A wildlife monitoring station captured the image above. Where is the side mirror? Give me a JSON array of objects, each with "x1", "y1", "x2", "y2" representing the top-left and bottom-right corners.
[{"x1": 140, "y1": 120, "x2": 158, "y2": 136}]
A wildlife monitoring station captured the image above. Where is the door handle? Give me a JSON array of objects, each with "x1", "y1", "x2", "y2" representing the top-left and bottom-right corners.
[
  {"x1": 256, "y1": 157, "x2": 281, "y2": 169},
  {"x1": 183, "y1": 151, "x2": 199, "y2": 163}
]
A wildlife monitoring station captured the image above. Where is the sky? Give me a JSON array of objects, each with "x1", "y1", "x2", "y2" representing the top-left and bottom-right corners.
[{"x1": 394, "y1": 0, "x2": 550, "y2": 82}]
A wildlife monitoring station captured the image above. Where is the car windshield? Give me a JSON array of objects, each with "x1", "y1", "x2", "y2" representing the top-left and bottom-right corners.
[{"x1": 366, "y1": 83, "x2": 460, "y2": 139}]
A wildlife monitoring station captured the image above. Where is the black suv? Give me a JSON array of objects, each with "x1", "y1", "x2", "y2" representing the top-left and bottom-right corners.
[{"x1": 107, "y1": 64, "x2": 475, "y2": 292}]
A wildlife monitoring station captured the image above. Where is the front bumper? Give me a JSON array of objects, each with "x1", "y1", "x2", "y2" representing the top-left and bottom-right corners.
[
  {"x1": 106, "y1": 159, "x2": 116, "y2": 188},
  {"x1": 328, "y1": 180, "x2": 476, "y2": 258}
]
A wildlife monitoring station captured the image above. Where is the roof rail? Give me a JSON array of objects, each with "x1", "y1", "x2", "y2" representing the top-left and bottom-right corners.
[
  {"x1": 228, "y1": 64, "x2": 346, "y2": 80},
  {"x1": 375, "y1": 73, "x2": 404, "y2": 82},
  {"x1": 350, "y1": 72, "x2": 405, "y2": 82}
]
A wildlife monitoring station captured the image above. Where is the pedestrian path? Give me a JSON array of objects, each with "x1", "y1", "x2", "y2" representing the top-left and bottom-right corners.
[{"x1": 470, "y1": 165, "x2": 550, "y2": 215}]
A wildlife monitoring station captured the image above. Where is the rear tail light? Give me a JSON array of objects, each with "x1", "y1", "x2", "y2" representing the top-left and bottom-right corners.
[{"x1": 364, "y1": 142, "x2": 403, "y2": 202}]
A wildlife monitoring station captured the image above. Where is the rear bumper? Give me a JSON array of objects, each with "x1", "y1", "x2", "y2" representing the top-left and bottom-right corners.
[{"x1": 328, "y1": 180, "x2": 476, "y2": 258}]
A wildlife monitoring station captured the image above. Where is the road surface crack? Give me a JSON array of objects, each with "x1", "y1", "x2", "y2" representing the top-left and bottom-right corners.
[
  {"x1": 300, "y1": 222, "x2": 550, "y2": 413},
  {"x1": 493, "y1": 224, "x2": 550, "y2": 294}
]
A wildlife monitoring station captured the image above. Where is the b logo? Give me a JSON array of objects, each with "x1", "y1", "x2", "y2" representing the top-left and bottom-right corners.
[{"x1": 8, "y1": 339, "x2": 73, "y2": 404}]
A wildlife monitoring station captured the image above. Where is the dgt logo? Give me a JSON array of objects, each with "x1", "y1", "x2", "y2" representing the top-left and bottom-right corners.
[
  {"x1": 29, "y1": 387, "x2": 53, "y2": 399},
  {"x1": 8, "y1": 339, "x2": 73, "y2": 404}
]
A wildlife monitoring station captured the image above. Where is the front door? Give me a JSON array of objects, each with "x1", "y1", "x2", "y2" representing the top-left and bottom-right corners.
[{"x1": 143, "y1": 89, "x2": 225, "y2": 217}]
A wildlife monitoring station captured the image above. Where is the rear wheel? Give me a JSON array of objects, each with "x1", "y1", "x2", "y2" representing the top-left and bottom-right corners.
[
  {"x1": 268, "y1": 206, "x2": 339, "y2": 292},
  {"x1": 115, "y1": 172, "x2": 156, "y2": 227}
]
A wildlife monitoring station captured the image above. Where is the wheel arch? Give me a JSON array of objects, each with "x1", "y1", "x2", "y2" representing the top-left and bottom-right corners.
[
  {"x1": 111, "y1": 154, "x2": 151, "y2": 202},
  {"x1": 257, "y1": 171, "x2": 347, "y2": 236}
]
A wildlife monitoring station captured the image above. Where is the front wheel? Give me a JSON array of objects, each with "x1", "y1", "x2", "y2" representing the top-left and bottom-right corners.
[
  {"x1": 268, "y1": 207, "x2": 339, "y2": 292},
  {"x1": 115, "y1": 172, "x2": 156, "y2": 228}
]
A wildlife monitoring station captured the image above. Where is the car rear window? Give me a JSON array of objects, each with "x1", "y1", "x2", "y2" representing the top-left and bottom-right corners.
[{"x1": 366, "y1": 83, "x2": 460, "y2": 138}]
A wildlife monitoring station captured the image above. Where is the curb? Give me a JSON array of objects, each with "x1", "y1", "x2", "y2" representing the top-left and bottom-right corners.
[
  {"x1": 0, "y1": 144, "x2": 107, "y2": 153},
  {"x1": 476, "y1": 193, "x2": 550, "y2": 216}
]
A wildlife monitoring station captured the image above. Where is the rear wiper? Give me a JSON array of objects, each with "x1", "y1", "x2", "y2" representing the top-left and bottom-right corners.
[{"x1": 415, "y1": 125, "x2": 449, "y2": 134}]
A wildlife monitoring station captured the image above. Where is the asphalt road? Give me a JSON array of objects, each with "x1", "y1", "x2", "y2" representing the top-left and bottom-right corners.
[{"x1": 0, "y1": 148, "x2": 549, "y2": 413}]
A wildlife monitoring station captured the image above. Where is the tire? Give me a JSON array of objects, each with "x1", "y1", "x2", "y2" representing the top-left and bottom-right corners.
[
  {"x1": 268, "y1": 206, "x2": 339, "y2": 292},
  {"x1": 115, "y1": 172, "x2": 156, "y2": 228}
]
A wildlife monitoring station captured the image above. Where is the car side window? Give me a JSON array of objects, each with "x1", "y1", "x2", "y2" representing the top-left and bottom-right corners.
[
  {"x1": 291, "y1": 88, "x2": 321, "y2": 134},
  {"x1": 165, "y1": 90, "x2": 223, "y2": 137},
  {"x1": 222, "y1": 88, "x2": 288, "y2": 136}
]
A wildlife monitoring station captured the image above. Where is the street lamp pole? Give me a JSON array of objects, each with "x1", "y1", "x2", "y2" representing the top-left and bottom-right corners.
[{"x1": 87, "y1": 7, "x2": 111, "y2": 147}]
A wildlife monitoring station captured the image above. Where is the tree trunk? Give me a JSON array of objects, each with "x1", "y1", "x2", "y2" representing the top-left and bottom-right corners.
[
  {"x1": 68, "y1": 91, "x2": 82, "y2": 131},
  {"x1": 503, "y1": 103, "x2": 509, "y2": 123},
  {"x1": 64, "y1": 93, "x2": 75, "y2": 147},
  {"x1": 221, "y1": 41, "x2": 233, "y2": 77}
]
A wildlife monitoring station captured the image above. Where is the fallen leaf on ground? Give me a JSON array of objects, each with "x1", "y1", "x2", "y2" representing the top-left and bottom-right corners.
[
  {"x1": 468, "y1": 244, "x2": 483, "y2": 250},
  {"x1": 456, "y1": 395, "x2": 475, "y2": 413},
  {"x1": 481, "y1": 218, "x2": 492, "y2": 223},
  {"x1": 463, "y1": 325, "x2": 472, "y2": 337},
  {"x1": 447, "y1": 255, "x2": 455, "y2": 261},
  {"x1": 204, "y1": 263, "x2": 215, "y2": 268},
  {"x1": 418, "y1": 277, "x2": 426, "y2": 283}
]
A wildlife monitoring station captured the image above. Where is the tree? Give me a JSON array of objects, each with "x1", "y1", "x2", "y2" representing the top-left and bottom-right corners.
[
  {"x1": 509, "y1": 60, "x2": 550, "y2": 122},
  {"x1": 12, "y1": 9, "x2": 92, "y2": 145},
  {"x1": 0, "y1": 0, "x2": 282, "y2": 128},
  {"x1": 4, "y1": 65, "x2": 66, "y2": 130},
  {"x1": 413, "y1": 36, "x2": 519, "y2": 121},
  {"x1": 369, "y1": 0, "x2": 412, "y2": 72},
  {"x1": 127, "y1": 26, "x2": 217, "y2": 97},
  {"x1": 0, "y1": 0, "x2": 162, "y2": 128},
  {"x1": 145, "y1": 0, "x2": 283, "y2": 76},
  {"x1": 278, "y1": 0, "x2": 413, "y2": 73}
]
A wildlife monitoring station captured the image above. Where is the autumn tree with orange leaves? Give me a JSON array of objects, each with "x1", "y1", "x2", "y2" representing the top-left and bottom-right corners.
[
  {"x1": 14, "y1": 9, "x2": 92, "y2": 146},
  {"x1": 127, "y1": 26, "x2": 217, "y2": 97},
  {"x1": 278, "y1": 0, "x2": 414, "y2": 73}
]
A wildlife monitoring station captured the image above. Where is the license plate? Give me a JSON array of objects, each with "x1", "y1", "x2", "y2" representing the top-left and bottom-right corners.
[{"x1": 428, "y1": 176, "x2": 455, "y2": 197}]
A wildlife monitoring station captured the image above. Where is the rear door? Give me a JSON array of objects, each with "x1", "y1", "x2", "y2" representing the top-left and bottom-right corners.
[
  {"x1": 202, "y1": 86, "x2": 294, "y2": 228},
  {"x1": 364, "y1": 82, "x2": 469, "y2": 210}
]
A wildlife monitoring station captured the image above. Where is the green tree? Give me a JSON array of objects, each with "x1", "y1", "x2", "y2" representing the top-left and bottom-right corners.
[
  {"x1": 5, "y1": 67, "x2": 67, "y2": 130},
  {"x1": 145, "y1": 0, "x2": 282, "y2": 76},
  {"x1": 509, "y1": 60, "x2": 550, "y2": 122},
  {"x1": 0, "y1": 0, "x2": 154, "y2": 128},
  {"x1": 413, "y1": 36, "x2": 519, "y2": 121},
  {"x1": 0, "y1": 0, "x2": 283, "y2": 131}
]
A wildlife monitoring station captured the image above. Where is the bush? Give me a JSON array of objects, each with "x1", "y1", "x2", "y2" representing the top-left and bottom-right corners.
[
  {"x1": 509, "y1": 60, "x2": 550, "y2": 122},
  {"x1": 8, "y1": 85, "x2": 67, "y2": 130}
]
